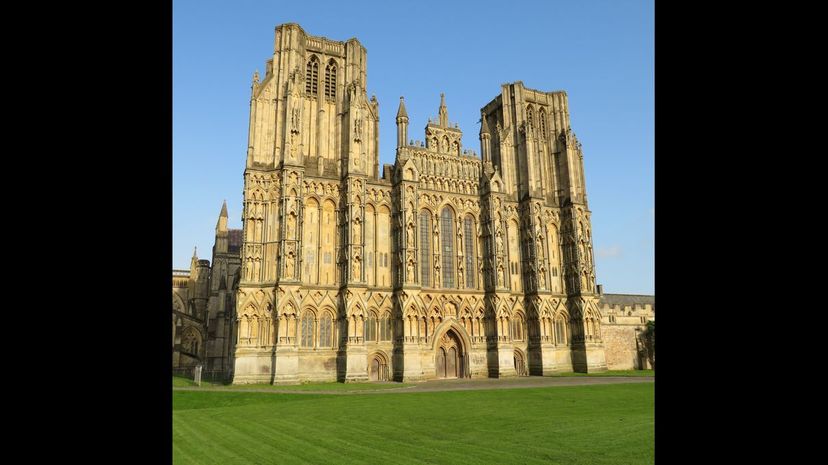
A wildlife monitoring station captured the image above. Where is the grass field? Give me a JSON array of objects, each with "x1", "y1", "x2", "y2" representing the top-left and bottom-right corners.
[
  {"x1": 173, "y1": 382, "x2": 654, "y2": 465},
  {"x1": 173, "y1": 375, "x2": 412, "y2": 391},
  {"x1": 552, "y1": 369, "x2": 654, "y2": 377},
  {"x1": 172, "y1": 375, "x2": 222, "y2": 387}
]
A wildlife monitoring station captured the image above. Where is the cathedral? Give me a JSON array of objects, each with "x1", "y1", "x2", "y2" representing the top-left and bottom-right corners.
[{"x1": 172, "y1": 23, "x2": 654, "y2": 384}]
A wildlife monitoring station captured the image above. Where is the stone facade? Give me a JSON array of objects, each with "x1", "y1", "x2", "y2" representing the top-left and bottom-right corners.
[
  {"x1": 598, "y1": 293, "x2": 655, "y2": 370},
  {"x1": 172, "y1": 202, "x2": 242, "y2": 378},
  {"x1": 172, "y1": 23, "x2": 654, "y2": 384}
]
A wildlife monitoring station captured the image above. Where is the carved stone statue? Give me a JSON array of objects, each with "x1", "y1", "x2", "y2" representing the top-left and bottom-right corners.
[
  {"x1": 352, "y1": 256, "x2": 361, "y2": 279},
  {"x1": 353, "y1": 220, "x2": 361, "y2": 243},
  {"x1": 286, "y1": 213, "x2": 296, "y2": 239},
  {"x1": 496, "y1": 230, "x2": 504, "y2": 255},
  {"x1": 354, "y1": 117, "x2": 362, "y2": 141},
  {"x1": 407, "y1": 260, "x2": 414, "y2": 282},
  {"x1": 285, "y1": 254, "x2": 295, "y2": 277},
  {"x1": 407, "y1": 223, "x2": 414, "y2": 246},
  {"x1": 290, "y1": 104, "x2": 300, "y2": 134}
]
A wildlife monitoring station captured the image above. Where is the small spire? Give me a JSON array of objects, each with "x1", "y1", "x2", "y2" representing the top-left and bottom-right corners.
[
  {"x1": 396, "y1": 96, "x2": 408, "y2": 119},
  {"x1": 253, "y1": 70, "x2": 260, "y2": 84},
  {"x1": 438, "y1": 93, "x2": 448, "y2": 127},
  {"x1": 192, "y1": 246, "x2": 198, "y2": 259},
  {"x1": 480, "y1": 113, "x2": 490, "y2": 136},
  {"x1": 220, "y1": 200, "x2": 228, "y2": 218}
]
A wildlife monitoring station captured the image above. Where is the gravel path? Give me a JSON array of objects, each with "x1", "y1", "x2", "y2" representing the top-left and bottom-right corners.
[{"x1": 173, "y1": 376, "x2": 653, "y2": 395}]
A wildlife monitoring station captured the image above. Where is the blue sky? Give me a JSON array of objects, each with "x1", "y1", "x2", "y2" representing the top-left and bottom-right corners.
[{"x1": 173, "y1": 0, "x2": 654, "y2": 294}]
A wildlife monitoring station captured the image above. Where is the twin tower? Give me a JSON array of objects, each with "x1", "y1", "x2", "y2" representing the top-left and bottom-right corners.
[{"x1": 231, "y1": 23, "x2": 606, "y2": 384}]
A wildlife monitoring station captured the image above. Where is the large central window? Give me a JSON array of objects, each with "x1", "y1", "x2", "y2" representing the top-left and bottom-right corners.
[{"x1": 441, "y1": 207, "x2": 455, "y2": 288}]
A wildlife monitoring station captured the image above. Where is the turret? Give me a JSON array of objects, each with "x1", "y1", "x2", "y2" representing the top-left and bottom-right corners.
[
  {"x1": 480, "y1": 112, "x2": 491, "y2": 163},
  {"x1": 396, "y1": 96, "x2": 409, "y2": 148}
]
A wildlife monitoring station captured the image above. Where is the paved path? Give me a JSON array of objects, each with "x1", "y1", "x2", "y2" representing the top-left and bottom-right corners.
[{"x1": 173, "y1": 376, "x2": 653, "y2": 395}]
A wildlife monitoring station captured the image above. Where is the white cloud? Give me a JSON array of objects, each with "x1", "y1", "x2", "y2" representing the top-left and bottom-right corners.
[{"x1": 596, "y1": 245, "x2": 623, "y2": 259}]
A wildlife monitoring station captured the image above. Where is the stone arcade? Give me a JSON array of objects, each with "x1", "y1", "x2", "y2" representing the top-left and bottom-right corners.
[{"x1": 172, "y1": 24, "x2": 654, "y2": 384}]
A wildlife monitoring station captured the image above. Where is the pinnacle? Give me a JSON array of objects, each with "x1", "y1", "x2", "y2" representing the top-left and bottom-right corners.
[{"x1": 396, "y1": 96, "x2": 408, "y2": 119}]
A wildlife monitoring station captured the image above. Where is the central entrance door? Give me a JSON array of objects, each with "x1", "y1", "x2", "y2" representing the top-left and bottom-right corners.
[{"x1": 436, "y1": 329, "x2": 463, "y2": 379}]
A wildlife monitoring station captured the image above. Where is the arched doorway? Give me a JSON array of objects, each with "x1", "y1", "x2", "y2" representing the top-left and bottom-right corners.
[
  {"x1": 435, "y1": 329, "x2": 464, "y2": 379},
  {"x1": 368, "y1": 353, "x2": 389, "y2": 381},
  {"x1": 514, "y1": 349, "x2": 527, "y2": 377}
]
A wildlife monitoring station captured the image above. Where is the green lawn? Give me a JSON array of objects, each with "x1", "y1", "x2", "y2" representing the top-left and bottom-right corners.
[
  {"x1": 173, "y1": 376, "x2": 412, "y2": 391},
  {"x1": 172, "y1": 375, "x2": 222, "y2": 387},
  {"x1": 552, "y1": 369, "x2": 654, "y2": 377},
  {"x1": 173, "y1": 382, "x2": 654, "y2": 465},
  {"x1": 216, "y1": 381, "x2": 413, "y2": 391}
]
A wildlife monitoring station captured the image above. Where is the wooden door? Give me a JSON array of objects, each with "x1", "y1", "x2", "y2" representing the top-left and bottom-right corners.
[
  {"x1": 447, "y1": 347, "x2": 457, "y2": 378},
  {"x1": 436, "y1": 348, "x2": 447, "y2": 378},
  {"x1": 370, "y1": 358, "x2": 380, "y2": 381}
]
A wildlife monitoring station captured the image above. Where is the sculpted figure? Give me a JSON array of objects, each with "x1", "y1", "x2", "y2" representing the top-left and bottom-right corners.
[
  {"x1": 285, "y1": 254, "x2": 294, "y2": 277},
  {"x1": 286, "y1": 213, "x2": 296, "y2": 239},
  {"x1": 353, "y1": 256, "x2": 361, "y2": 279}
]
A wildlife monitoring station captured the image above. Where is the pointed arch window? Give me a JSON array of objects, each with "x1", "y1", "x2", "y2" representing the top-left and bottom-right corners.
[
  {"x1": 365, "y1": 312, "x2": 378, "y2": 342},
  {"x1": 526, "y1": 106, "x2": 534, "y2": 130},
  {"x1": 305, "y1": 56, "x2": 319, "y2": 96},
  {"x1": 182, "y1": 327, "x2": 201, "y2": 355},
  {"x1": 419, "y1": 211, "x2": 431, "y2": 287},
  {"x1": 512, "y1": 315, "x2": 524, "y2": 341},
  {"x1": 555, "y1": 316, "x2": 568, "y2": 345},
  {"x1": 300, "y1": 313, "x2": 314, "y2": 347},
  {"x1": 441, "y1": 207, "x2": 455, "y2": 288},
  {"x1": 380, "y1": 312, "x2": 392, "y2": 341},
  {"x1": 319, "y1": 312, "x2": 333, "y2": 347},
  {"x1": 324, "y1": 60, "x2": 337, "y2": 99},
  {"x1": 463, "y1": 215, "x2": 476, "y2": 289},
  {"x1": 539, "y1": 108, "x2": 547, "y2": 137}
]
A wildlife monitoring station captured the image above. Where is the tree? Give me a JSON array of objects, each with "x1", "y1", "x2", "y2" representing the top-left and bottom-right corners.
[{"x1": 640, "y1": 320, "x2": 655, "y2": 370}]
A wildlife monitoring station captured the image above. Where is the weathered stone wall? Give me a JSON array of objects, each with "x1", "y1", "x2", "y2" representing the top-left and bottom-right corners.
[{"x1": 602, "y1": 323, "x2": 650, "y2": 370}]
